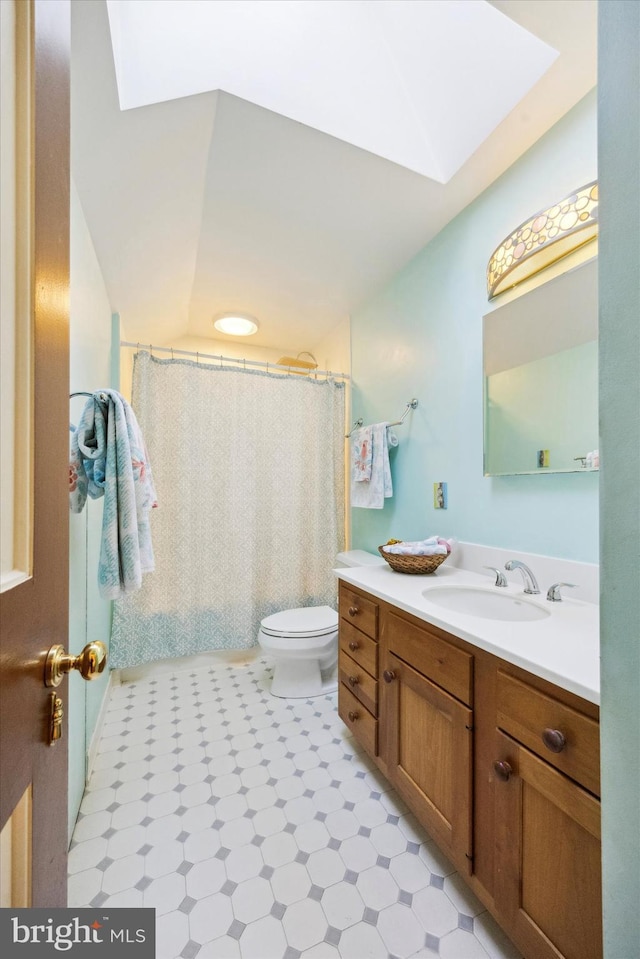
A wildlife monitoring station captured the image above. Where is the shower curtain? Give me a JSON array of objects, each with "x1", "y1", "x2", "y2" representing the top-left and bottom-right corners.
[{"x1": 110, "y1": 351, "x2": 345, "y2": 668}]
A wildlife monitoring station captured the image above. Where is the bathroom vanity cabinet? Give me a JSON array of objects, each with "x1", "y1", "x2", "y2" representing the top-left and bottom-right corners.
[{"x1": 337, "y1": 582, "x2": 602, "y2": 959}]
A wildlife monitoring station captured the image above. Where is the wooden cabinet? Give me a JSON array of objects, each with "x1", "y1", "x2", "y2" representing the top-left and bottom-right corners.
[
  {"x1": 383, "y1": 613, "x2": 473, "y2": 875},
  {"x1": 337, "y1": 581, "x2": 602, "y2": 959},
  {"x1": 492, "y1": 670, "x2": 602, "y2": 959}
]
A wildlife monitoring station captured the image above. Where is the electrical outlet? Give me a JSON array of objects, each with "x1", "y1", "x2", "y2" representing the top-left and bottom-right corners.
[{"x1": 433, "y1": 482, "x2": 447, "y2": 509}]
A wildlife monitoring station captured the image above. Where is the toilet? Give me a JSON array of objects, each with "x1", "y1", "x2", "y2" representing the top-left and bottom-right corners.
[{"x1": 257, "y1": 550, "x2": 386, "y2": 698}]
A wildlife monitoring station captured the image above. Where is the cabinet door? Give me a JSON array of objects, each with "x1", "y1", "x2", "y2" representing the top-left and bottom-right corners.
[
  {"x1": 494, "y1": 731, "x2": 602, "y2": 959},
  {"x1": 385, "y1": 654, "x2": 473, "y2": 874}
]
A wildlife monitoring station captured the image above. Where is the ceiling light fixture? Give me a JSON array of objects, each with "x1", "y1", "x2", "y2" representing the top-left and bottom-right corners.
[
  {"x1": 487, "y1": 181, "x2": 598, "y2": 300},
  {"x1": 213, "y1": 313, "x2": 259, "y2": 336}
]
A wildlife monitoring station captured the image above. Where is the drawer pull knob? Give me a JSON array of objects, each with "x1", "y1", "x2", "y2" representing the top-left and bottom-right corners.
[
  {"x1": 348, "y1": 606, "x2": 359, "y2": 616},
  {"x1": 383, "y1": 670, "x2": 396, "y2": 684},
  {"x1": 348, "y1": 710, "x2": 359, "y2": 722},
  {"x1": 348, "y1": 675, "x2": 359, "y2": 686},
  {"x1": 493, "y1": 760, "x2": 512, "y2": 782},
  {"x1": 348, "y1": 641, "x2": 359, "y2": 651},
  {"x1": 542, "y1": 728, "x2": 566, "y2": 753}
]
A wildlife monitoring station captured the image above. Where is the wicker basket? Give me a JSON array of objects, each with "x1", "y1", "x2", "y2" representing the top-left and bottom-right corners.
[{"x1": 378, "y1": 545, "x2": 448, "y2": 575}]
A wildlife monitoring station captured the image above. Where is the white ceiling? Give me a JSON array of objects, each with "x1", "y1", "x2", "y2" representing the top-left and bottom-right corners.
[
  {"x1": 71, "y1": 0, "x2": 597, "y2": 353},
  {"x1": 105, "y1": 0, "x2": 557, "y2": 183}
]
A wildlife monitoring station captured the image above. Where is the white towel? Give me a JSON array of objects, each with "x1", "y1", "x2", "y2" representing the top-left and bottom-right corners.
[
  {"x1": 351, "y1": 423, "x2": 397, "y2": 509},
  {"x1": 352, "y1": 426, "x2": 373, "y2": 482}
]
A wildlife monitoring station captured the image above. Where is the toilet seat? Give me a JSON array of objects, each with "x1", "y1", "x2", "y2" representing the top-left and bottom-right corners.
[{"x1": 260, "y1": 605, "x2": 338, "y2": 639}]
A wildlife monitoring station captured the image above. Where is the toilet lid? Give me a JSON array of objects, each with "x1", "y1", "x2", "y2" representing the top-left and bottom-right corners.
[{"x1": 260, "y1": 605, "x2": 338, "y2": 638}]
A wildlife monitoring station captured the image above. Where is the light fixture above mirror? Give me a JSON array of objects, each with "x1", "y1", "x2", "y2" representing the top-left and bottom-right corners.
[
  {"x1": 213, "y1": 313, "x2": 259, "y2": 336},
  {"x1": 487, "y1": 181, "x2": 598, "y2": 300}
]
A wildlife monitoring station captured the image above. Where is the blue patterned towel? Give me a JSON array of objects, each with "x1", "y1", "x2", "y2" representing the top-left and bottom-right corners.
[{"x1": 69, "y1": 390, "x2": 158, "y2": 600}]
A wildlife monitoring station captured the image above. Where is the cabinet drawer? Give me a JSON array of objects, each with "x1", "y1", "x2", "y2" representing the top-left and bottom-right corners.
[
  {"x1": 339, "y1": 621, "x2": 378, "y2": 677},
  {"x1": 339, "y1": 682, "x2": 377, "y2": 755},
  {"x1": 386, "y1": 611, "x2": 473, "y2": 706},
  {"x1": 339, "y1": 586, "x2": 378, "y2": 640},
  {"x1": 497, "y1": 670, "x2": 600, "y2": 796},
  {"x1": 339, "y1": 650, "x2": 378, "y2": 717}
]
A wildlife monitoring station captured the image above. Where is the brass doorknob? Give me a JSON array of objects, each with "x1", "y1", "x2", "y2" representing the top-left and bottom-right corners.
[{"x1": 45, "y1": 641, "x2": 107, "y2": 688}]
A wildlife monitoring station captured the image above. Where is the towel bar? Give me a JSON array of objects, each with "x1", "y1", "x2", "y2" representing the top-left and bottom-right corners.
[{"x1": 345, "y1": 399, "x2": 418, "y2": 438}]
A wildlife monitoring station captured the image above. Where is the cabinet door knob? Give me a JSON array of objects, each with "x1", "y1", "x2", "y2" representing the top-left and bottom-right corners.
[
  {"x1": 348, "y1": 675, "x2": 359, "y2": 686},
  {"x1": 542, "y1": 728, "x2": 566, "y2": 753},
  {"x1": 348, "y1": 641, "x2": 359, "y2": 651},
  {"x1": 383, "y1": 670, "x2": 396, "y2": 684},
  {"x1": 348, "y1": 606, "x2": 359, "y2": 617},
  {"x1": 348, "y1": 710, "x2": 359, "y2": 722},
  {"x1": 493, "y1": 760, "x2": 512, "y2": 782}
]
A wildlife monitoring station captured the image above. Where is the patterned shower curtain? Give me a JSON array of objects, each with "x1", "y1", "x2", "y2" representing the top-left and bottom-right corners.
[{"x1": 110, "y1": 351, "x2": 345, "y2": 669}]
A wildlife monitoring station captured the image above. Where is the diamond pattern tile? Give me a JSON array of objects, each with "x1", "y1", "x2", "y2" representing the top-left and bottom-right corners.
[{"x1": 69, "y1": 656, "x2": 521, "y2": 958}]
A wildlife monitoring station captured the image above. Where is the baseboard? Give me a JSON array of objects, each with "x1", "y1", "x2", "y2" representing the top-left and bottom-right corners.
[
  {"x1": 86, "y1": 670, "x2": 115, "y2": 783},
  {"x1": 113, "y1": 646, "x2": 261, "y2": 685}
]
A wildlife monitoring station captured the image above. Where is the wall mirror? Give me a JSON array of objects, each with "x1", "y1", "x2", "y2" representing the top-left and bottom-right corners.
[{"x1": 483, "y1": 256, "x2": 598, "y2": 476}]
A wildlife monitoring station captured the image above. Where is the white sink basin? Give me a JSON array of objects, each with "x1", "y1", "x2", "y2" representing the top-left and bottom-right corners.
[{"x1": 422, "y1": 585, "x2": 550, "y2": 622}]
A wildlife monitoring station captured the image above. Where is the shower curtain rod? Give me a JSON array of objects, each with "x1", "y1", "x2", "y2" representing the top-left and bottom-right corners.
[{"x1": 120, "y1": 341, "x2": 350, "y2": 381}]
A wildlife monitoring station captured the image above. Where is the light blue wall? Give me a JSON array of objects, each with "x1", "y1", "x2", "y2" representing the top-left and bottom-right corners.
[
  {"x1": 598, "y1": 3, "x2": 640, "y2": 956},
  {"x1": 69, "y1": 180, "x2": 114, "y2": 840},
  {"x1": 351, "y1": 91, "x2": 598, "y2": 562}
]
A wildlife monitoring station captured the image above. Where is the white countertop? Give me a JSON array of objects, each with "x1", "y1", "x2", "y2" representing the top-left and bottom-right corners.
[{"x1": 334, "y1": 562, "x2": 600, "y2": 705}]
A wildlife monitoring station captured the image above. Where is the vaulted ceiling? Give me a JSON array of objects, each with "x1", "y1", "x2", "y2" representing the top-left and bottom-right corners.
[{"x1": 71, "y1": 1, "x2": 597, "y2": 352}]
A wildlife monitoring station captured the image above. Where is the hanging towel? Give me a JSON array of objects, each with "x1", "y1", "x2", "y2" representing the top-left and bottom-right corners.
[
  {"x1": 352, "y1": 426, "x2": 373, "y2": 482},
  {"x1": 351, "y1": 423, "x2": 397, "y2": 509},
  {"x1": 69, "y1": 389, "x2": 158, "y2": 600}
]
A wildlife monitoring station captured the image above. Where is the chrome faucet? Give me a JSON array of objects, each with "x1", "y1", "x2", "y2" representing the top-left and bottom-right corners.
[
  {"x1": 504, "y1": 560, "x2": 541, "y2": 595},
  {"x1": 483, "y1": 566, "x2": 508, "y2": 587},
  {"x1": 546, "y1": 582, "x2": 578, "y2": 602}
]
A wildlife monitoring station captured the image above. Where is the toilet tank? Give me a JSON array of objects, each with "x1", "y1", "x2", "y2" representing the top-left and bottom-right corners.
[{"x1": 335, "y1": 549, "x2": 386, "y2": 568}]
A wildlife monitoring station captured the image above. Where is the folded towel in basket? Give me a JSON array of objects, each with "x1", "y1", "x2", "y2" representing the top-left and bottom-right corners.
[{"x1": 382, "y1": 536, "x2": 448, "y2": 556}]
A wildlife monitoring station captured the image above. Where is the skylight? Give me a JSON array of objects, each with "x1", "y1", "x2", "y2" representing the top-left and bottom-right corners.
[{"x1": 105, "y1": 0, "x2": 558, "y2": 184}]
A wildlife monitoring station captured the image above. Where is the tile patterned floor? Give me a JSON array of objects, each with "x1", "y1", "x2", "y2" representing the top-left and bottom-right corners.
[{"x1": 69, "y1": 657, "x2": 522, "y2": 959}]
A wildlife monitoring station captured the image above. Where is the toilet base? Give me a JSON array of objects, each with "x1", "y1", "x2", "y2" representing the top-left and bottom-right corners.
[{"x1": 270, "y1": 659, "x2": 337, "y2": 699}]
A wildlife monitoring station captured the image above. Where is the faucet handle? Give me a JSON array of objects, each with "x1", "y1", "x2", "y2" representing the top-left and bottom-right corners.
[
  {"x1": 483, "y1": 566, "x2": 508, "y2": 587},
  {"x1": 546, "y1": 582, "x2": 578, "y2": 602}
]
